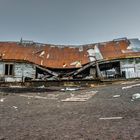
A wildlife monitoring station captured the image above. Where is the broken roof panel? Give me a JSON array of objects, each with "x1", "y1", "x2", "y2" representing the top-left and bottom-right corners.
[{"x1": 0, "y1": 38, "x2": 140, "y2": 69}]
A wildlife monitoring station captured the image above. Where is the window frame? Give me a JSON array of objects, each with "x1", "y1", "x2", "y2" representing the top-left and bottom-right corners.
[{"x1": 4, "y1": 63, "x2": 14, "y2": 76}]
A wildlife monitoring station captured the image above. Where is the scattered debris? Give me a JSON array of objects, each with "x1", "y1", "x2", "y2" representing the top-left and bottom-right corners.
[
  {"x1": 37, "y1": 85, "x2": 45, "y2": 88},
  {"x1": 99, "y1": 117, "x2": 123, "y2": 120},
  {"x1": 20, "y1": 95, "x2": 47, "y2": 99},
  {"x1": 9, "y1": 85, "x2": 23, "y2": 88},
  {"x1": 121, "y1": 81, "x2": 136, "y2": 85},
  {"x1": 13, "y1": 106, "x2": 18, "y2": 110},
  {"x1": 113, "y1": 95, "x2": 120, "y2": 98},
  {"x1": 61, "y1": 98, "x2": 87, "y2": 102},
  {"x1": 61, "y1": 87, "x2": 80, "y2": 91},
  {"x1": 85, "y1": 91, "x2": 97, "y2": 94},
  {"x1": 90, "y1": 84, "x2": 95, "y2": 87},
  {"x1": 0, "y1": 98, "x2": 5, "y2": 102},
  {"x1": 19, "y1": 94, "x2": 57, "y2": 100},
  {"x1": 132, "y1": 93, "x2": 140, "y2": 100},
  {"x1": 122, "y1": 85, "x2": 133, "y2": 89},
  {"x1": 61, "y1": 91, "x2": 97, "y2": 102},
  {"x1": 122, "y1": 83, "x2": 140, "y2": 89},
  {"x1": 34, "y1": 96, "x2": 48, "y2": 99}
]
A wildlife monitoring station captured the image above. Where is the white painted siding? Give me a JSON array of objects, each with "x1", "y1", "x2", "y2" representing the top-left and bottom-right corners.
[
  {"x1": 0, "y1": 62, "x2": 36, "y2": 82},
  {"x1": 121, "y1": 67, "x2": 136, "y2": 79},
  {"x1": 120, "y1": 58, "x2": 140, "y2": 78},
  {"x1": 0, "y1": 63, "x2": 4, "y2": 76},
  {"x1": 135, "y1": 64, "x2": 140, "y2": 77},
  {"x1": 5, "y1": 77, "x2": 22, "y2": 82},
  {"x1": 14, "y1": 63, "x2": 36, "y2": 80}
]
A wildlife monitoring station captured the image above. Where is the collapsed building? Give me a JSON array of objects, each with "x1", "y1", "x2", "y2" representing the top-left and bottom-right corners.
[{"x1": 0, "y1": 37, "x2": 140, "y2": 82}]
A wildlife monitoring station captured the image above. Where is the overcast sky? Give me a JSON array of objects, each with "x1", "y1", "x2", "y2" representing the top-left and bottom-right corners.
[{"x1": 0, "y1": 0, "x2": 140, "y2": 45}]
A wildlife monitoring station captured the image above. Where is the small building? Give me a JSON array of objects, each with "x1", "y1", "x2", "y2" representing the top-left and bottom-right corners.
[{"x1": 0, "y1": 38, "x2": 140, "y2": 82}]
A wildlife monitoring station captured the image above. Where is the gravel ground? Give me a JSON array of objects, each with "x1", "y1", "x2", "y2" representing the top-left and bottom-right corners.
[{"x1": 0, "y1": 80, "x2": 140, "y2": 140}]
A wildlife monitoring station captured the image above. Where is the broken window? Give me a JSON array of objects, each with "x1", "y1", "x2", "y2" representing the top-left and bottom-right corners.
[{"x1": 5, "y1": 64, "x2": 14, "y2": 76}]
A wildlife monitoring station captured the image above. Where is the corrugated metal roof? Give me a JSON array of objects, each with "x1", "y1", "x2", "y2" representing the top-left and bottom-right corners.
[
  {"x1": 99, "y1": 39, "x2": 140, "y2": 60},
  {"x1": 0, "y1": 38, "x2": 140, "y2": 69},
  {"x1": 0, "y1": 42, "x2": 89, "y2": 68}
]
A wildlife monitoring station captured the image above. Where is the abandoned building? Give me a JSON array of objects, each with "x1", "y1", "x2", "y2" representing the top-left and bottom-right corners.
[{"x1": 0, "y1": 37, "x2": 140, "y2": 82}]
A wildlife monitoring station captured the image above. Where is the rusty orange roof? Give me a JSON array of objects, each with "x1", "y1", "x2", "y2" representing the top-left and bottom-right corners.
[
  {"x1": 99, "y1": 39, "x2": 140, "y2": 60},
  {"x1": 0, "y1": 42, "x2": 89, "y2": 68},
  {"x1": 0, "y1": 38, "x2": 140, "y2": 69}
]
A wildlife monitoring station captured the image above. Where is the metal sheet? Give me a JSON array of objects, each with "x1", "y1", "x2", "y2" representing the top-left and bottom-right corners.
[{"x1": 0, "y1": 38, "x2": 140, "y2": 69}]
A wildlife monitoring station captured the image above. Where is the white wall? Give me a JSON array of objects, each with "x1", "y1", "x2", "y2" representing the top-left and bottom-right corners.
[
  {"x1": 0, "y1": 63, "x2": 4, "y2": 76},
  {"x1": 14, "y1": 63, "x2": 36, "y2": 79},
  {"x1": 120, "y1": 58, "x2": 140, "y2": 79},
  {"x1": 0, "y1": 62, "x2": 36, "y2": 82}
]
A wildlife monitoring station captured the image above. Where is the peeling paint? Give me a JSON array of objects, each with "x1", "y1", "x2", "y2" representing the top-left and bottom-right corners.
[
  {"x1": 75, "y1": 62, "x2": 82, "y2": 68},
  {"x1": 2, "y1": 53, "x2": 5, "y2": 56},
  {"x1": 47, "y1": 54, "x2": 50, "y2": 59},
  {"x1": 63, "y1": 63, "x2": 67, "y2": 68},
  {"x1": 87, "y1": 45, "x2": 103, "y2": 62},
  {"x1": 70, "y1": 61, "x2": 79, "y2": 66},
  {"x1": 41, "y1": 60, "x2": 43, "y2": 65},
  {"x1": 70, "y1": 61, "x2": 82, "y2": 68},
  {"x1": 79, "y1": 46, "x2": 83, "y2": 52},
  {"x1": 121, "y1": 50, "x2": 133, "y2": 53},
  {"x1": 39, "y1": 51, "x2": 45, "y2": 57},
  {"x1": 87, "y1": 49, "x2": 96, "y2": 61},
  {"x1": 24, "y1": 57, "x2": 27, "y2": 60}
]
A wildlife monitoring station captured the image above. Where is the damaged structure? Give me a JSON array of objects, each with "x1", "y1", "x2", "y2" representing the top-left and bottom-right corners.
[{"x1": 0, "y1": 38, "x2": 140, "y2": 82}]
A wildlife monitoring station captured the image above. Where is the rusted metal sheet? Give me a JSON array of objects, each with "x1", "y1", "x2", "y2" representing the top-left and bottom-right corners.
[
  {"x1": 0, "y1": 42, "x2": 89, "y2": 69},
  {"x1": 99, "y1": 39, "x2": 140, "y2": 60},
  {"x1": 0, "y1": 38, "x2": 140, "y2": 69}
]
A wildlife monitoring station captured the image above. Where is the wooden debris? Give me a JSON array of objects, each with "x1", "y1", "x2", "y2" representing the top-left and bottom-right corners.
[
  {"x1": 99, "y1": 117, "x2": 123, "y2": 120},
  {"x1": 61, "y1": 91, "x2": 97, "y2": 102}
]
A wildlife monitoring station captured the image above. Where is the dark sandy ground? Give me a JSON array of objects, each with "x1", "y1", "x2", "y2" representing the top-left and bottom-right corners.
[{"x1": 0, "y1": 80, "x2": 140, "y2": 140}]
